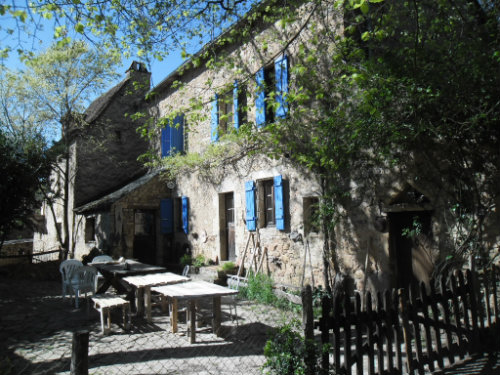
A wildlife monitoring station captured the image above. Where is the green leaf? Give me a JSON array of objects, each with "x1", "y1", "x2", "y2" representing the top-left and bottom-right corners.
[{"x1": 75, "y1": 23, "x2": 85, "y2": 34}]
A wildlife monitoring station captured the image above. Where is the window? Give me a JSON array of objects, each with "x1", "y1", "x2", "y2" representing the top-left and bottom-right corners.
[
  {"x1": 211, "y1": 80, "x2": 246, "y2": 142},
  {"x1": 245, "y1": 175, "x2": 285, "y2": 231},
  {"x1": 255, "y1": 54, "x2": 289, "y2": 127},
  {"x1": 303, "y1": 197, "x2": 320, "y2": 234},
  {"x1": 85, "y1": 217, "x2": 96, "y2": 243},
  {"x1": 262, "y1": 179, "x2": 275, "y2": 226},
  {"x1": 161, "y1": 114, "x2": 184, "y2": 157}
]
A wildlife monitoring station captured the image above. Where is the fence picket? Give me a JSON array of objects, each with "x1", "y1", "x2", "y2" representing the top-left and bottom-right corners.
[
  {"x1": 315, "y1": 268, "x2": 500, "y2": 375},
  {"x1": 366, "y1": 292, "x2": 375, "y2": 375},
  {"x1": 419, "y1": 282, "x2": 435, "y2": 372},
  {"x1": 384, "y1": 291, "x2": 395, "y2": 373},
  {"x1": 429, "y1": 282, "x2": 444, "y2": 370}
]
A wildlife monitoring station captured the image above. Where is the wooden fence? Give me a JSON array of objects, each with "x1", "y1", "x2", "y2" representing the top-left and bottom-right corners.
[{"x1": 304, "y1": 268, "x2": 500, "y2": 375}]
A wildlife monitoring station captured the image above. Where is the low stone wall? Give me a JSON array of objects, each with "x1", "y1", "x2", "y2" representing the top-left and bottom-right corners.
[{"x1": 0, "y1": 239, "x2": 33, "y2": 266}]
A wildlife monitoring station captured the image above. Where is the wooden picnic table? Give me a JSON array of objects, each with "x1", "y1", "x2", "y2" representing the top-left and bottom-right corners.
[
  {"x1": 91, "y1": 260, "x2": 166, "y2": 310},
  {"x1": 152, "y1": 280, "x2": 238, "y2": 343},
  {"x1": 122, "y1": 272, "x2": 190, "y2": 321}
]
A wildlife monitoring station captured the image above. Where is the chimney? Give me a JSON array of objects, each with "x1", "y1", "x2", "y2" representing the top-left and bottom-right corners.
[{"x1": 125, "y1": 61, "x2": 151, "y2": 91}]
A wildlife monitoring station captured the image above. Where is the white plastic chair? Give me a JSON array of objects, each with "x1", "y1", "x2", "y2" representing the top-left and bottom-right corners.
[
  {"x1": 59, "y1": 259, "x2": 83, "y2": 300},
  {"x1": 70, "y1": 266, "x2": 98, "y2": 308}
]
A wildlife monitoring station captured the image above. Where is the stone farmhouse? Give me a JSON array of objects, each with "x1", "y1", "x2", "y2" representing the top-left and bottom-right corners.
[{"x1": 33, "y1": 0, "x2": 499, "y2": 293}]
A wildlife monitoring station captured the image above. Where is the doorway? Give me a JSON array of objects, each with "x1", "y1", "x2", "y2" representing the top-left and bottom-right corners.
[
  {"x1": 388, "y1": 211, "x2": 432, "y2": 289},
  {"x1": 133, "y1": 210, "x2": 156, "y2": 265},
  {"x1": 219, "y1": 192, "x2": 235, "y2": 261}
]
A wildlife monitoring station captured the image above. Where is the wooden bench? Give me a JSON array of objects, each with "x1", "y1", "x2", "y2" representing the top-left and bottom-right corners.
[{"x1": 91, "y1": 294, "x2": 131, "y2": 335}]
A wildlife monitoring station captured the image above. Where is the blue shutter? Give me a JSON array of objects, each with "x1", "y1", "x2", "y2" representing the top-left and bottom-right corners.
[
  {"x1": 275, "y1": 55, "x2": 289, "y2": 119},
  {"x1": 255, "y1": 68, "x2": 266, "y2": 127},
  {"x1": 181, "y1": 196, "x2": 189, "y2": 234},
  {"x1": 274, "y1": 175, "x2": 285, "y2": 230},
  {"x1": 171, "y1": 114, "x2": 184, "y2": 154},
  {"x1": 233, "y1": 80, "x2": 240, "y2": 130},
  {"x1": 160, "y1": 198, "x2": 173, "y2": 234},
  {"x1": 161, "y1": 122, "x2": 171, "y2": 158},
  {"x1": 211, "y1": 94, "x2": 219, "y2": 142},
  {"x1": 245, "y1": 181, "x2": 257, "y2": 231}
]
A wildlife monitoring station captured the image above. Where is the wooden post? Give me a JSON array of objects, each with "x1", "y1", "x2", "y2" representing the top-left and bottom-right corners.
[
  {"x1": 71, "y1": 330, "x2": 89, "y2": 375},
  {"x1": 301, "y1": 285, "x2": 315, "y2": 375},
  {"x1": 188, "y1": 300, "x2": 196, "y2": 344}
]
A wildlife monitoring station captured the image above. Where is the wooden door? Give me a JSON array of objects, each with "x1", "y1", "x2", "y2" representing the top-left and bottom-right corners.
[
  {"x1": 225, "y1": 193, "x2": 235, "y2": 261},
  {"x1": 388, "y1": 211, "x2": 432, "y2": 289},
  {"x1": 133, "y1": 210, "x2": 156, "y2": 265}
]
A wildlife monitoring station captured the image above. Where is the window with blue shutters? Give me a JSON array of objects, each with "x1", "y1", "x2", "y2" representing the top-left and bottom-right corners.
[
  {"x1": 160, "y1": 198, "x2": 173, "y2": 234},
  {"x1": 252, "y1": 176, "x2": 286, "y2": 230},
  {"x1": 245, "y1": 181, "x2": 257, "y2": 231},
  {"x1": 181, "y1": 196, "x2": 189, "y2": 234},
  {"x1": 212, "y1": 84, "x2": 246, "y2": 141},
  {"x1": 161, "y1": 114, "x2": 185, "y2": 157},
  {"x1": 255, "y1": 54, "x2": 289, "y2": 127}
]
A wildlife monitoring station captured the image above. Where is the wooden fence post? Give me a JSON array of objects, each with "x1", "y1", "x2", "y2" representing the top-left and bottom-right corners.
[
  {"x1": 71, "y1": 330, "x2": 89, "y2": 375},
  {"x1": 302, "y1": 285, "x2": 315, "y2": 375},
  {"x1": 399, "y1": 289, "x2": 414, "y2": 375}
]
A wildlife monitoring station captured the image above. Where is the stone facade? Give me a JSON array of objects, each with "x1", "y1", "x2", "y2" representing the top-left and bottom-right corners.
[{"x1": 33, "y1": 62, "x2": 151, "y2": 260}]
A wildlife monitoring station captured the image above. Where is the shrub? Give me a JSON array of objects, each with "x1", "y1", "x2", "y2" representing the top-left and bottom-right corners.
[
  {"x1": 263, "y1": 320, "x2": 315, "y2": 375},
  {"x1": 192, "y1": 254, "x2": 206, "y2": 268},
  {"x1": 180, "y1": 254, "x2": 192, "y2": 267},
  {"x1": 219, "y1": 261, "x2": 236, "y2": 273}
]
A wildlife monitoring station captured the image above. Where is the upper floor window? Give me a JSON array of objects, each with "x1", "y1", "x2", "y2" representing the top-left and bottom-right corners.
[
  {"x1": 211, "y1": 80, "x2": 246, "y2": 142},
  {"x1": 161, "y1": 114, "x2": 184, "y2": 157},
  {"x1": 255, "y1": 54, "x2": 289, "y2": 127}
]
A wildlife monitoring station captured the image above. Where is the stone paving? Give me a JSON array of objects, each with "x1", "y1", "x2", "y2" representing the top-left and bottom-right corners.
[{"x1": 0, "y1": 277, "x2": 296, "y2": 375}]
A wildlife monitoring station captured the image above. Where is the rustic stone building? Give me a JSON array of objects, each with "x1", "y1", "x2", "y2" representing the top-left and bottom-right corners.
[
  {"x1": 34, "y1": 0, "x2": 500, "y2": 294},
  {"x1": 33, "y1": 62, "x2": 151, "y2": 259}
]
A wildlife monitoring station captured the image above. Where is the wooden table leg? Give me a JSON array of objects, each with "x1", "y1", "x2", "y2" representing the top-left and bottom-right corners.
[
  {"x1": 188, "y1": 300, "x2": 196, "y2": 344},
  {"x1": 145, "y1": 286, "x2": 152, "y2": 322},
  {"x1": 137, "y1": 287, "x2": 144, "y2": 317},
  {"x1": 170, "y1": 298, "x2": 178, "y2": 333},
  {"x1": 213, "y1": 296, "x2": 222, "y2": 336}
]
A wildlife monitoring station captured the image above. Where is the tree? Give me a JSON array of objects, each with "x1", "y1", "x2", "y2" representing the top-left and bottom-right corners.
[
  {"x1": 264, "y1": 0, "x2": 500, "y2": 277},
  {"x1": 0, "y1": 130, "x2": 52, "y2": 248},
  {"x1": 13, "y1": 40, "x2": 120, "y2": 257},
  {"x1": 0, "y1": 0, "x2": 259, "y2": 63}
]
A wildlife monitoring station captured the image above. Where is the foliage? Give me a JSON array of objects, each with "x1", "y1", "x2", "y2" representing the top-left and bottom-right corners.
[
  {"x1": 261, "y1": 0, "x2": 500, "y2": 273},
  {"x1": 263, "y1": 319, "x2": 318, "y2": 375},
  {"x1": 192, "y1": 254, "x2": 206, "y2": 268},
  {"x1": 180, "y1": 254, "x2": 192, "y2": 267},
  {"x1": 0, "y1": 130, "x2": 52, "y2": 245},
  {"x1": 0, "y1": 0, "x2": 260, "y2": 63},
  {"x1": 219, "y1": 261, "x2": 236, "y2": 273},
  {"x1": 7, "y1": 40, "x2": 121, "y2": 257},
  {"x1": 239, "y1": 272, "x2": 302, "y2": 312}
]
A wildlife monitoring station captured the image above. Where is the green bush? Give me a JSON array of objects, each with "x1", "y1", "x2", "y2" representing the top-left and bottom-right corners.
[
  {"x1": 263, "y1": 320, "x2": 317, "y2": 375},
  {"x1": 180, "y1": 254, "x2": 192, "y2": 267},
  {"x1": 192, "y1": 254, "x2": 206, "y2": 268},
  {"x1": 239, "y1": 271, "x2": 277, "y2": 305},
  {"x1": 219, "y1": 261, "x2": 236, "y2": 273}
]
